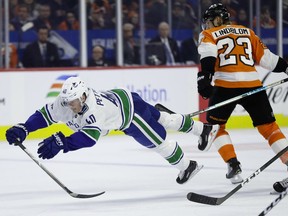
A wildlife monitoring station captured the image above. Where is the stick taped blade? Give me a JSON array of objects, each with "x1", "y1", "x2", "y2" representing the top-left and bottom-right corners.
[
  {"x1": 187, "y1": 192, "x2": 219, "y2": 205},
  {"x1": 70, "y1": 191, "x2": 105, "y2": 199}
]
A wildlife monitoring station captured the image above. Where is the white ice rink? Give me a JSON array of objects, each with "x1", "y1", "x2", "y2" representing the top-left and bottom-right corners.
[{"x1": 1, "y1": 128, "x2": 288, "y2": 216}]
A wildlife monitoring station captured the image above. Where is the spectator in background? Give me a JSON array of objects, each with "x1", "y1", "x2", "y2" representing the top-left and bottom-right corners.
[
  {"x1": 48, "y1": 0, "x2": 69, "y2": 27},
  {"x1": 87, "y1": 7, "x2": 106, "y2": 29},
  {"x1": 9, "y1": 0, "x2": 20, "y2": 21},
  {"x1": 88, "y1": 45, "x2": 111, "y2": 67},
  {"x1": 236, "y1": 8, "x2": 249, "y2": 27},
  {"x1": 57, "y1": 10, "x2": 79, "y2": 30},
  {"x1": 92, "y1": 0, "x2": 111, "y2": 12},
  {"x1": 22, "y1": 26, "x2": 60, "y2": 68},
  {"x1": 21, "y1": 0, "x2": 38, "y2": 19},
  {"x1": 253, "y1": 5, "x2": 276, "y2": 29},
  {"x1": 180, "y1": 32, "x2": 199, "y2": 65},
  {"x1": 149, "y1": 22, "x2": 181, "y2": 65},
  {"x1": 175, "y1": 0, "x2": 197, "y2": 25},
  {"x1": 124, "y1": 0, "x2": 139, "y2": 26},
  {"x1": 172, "y1": 2, "x2": 194, "y2": 29},
  {"x1": 33, "y1": 4, "x2": 55, "y2": 30},
  {"x1": 1, "y1": 43, "x2": 18, "y2": 68},
  {"x1": 123, "y1": 23, "x2": 139, "y2": 65},
  {"x1": 128, "y1": 11, "x2": 140, "y2": 29},
  {"x1": 10, "y1": 4, "x2": 33, "y2": 31},
  {"x1": 145, "y1": 0, "x2": 168, "y2": 29}
]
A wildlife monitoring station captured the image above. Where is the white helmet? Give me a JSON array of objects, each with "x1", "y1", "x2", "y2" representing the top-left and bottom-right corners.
[{"x1": 60, "y1": 77, "x2": 89, "y2": 105}]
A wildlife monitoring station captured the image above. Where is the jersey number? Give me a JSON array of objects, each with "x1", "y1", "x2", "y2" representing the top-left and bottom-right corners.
[{"x1": 218, "y1": 37, "x2": 254, "y2": 67}]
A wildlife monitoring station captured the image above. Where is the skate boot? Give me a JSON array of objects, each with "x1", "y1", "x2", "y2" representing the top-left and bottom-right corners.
[
  {"x1": 176, "y1": 160, "x2": 203, "y2": 184},
  {"x1": 273, "y1": 177, "x2": 288, "y2": 193},
  {"x1": 226, "y1": 158, "x2": 243, "y2": 184},
  {"x1": 198, "y1": 124, "x2": 219, "y2": 151}
]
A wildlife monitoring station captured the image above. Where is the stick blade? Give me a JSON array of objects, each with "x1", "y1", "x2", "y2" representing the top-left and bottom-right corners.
[
  {"x1": 187, "y1": 192, "x2": 219, "y2": 205},
  {"x1": 69, "y1": 191, "x2": 105, "y2": 199}
]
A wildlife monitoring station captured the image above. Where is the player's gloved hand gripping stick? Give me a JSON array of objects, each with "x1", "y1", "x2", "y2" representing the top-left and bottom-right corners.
[{"x1": 6, "y1": 125, "x2": 104, "y2": 198}]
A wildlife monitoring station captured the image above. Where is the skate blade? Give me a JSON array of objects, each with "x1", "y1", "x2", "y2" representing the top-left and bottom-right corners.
[
  {"x1": 183, "y1": 164, "x2": 204, "y2": 184},
  {"x1": 190, "y1": 164, "x2": 204, "y2": 179},
  {"x1": 230, "y1": 174, "x2": 243, "y2": 184}
]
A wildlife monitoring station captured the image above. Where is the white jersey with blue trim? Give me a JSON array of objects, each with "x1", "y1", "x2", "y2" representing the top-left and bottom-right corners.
[{"x1": 41, "y1": 88, "x2": 134, "y2": 139}]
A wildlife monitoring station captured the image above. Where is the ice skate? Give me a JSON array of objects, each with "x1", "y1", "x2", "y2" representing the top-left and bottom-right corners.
[
  {"x1": 272, "y1": 177, "x2": 288, "y2": 193},
  {"x1": 176, "y1": 160, "x2": 203, "y2": 184},
  {"x1": 226, "y1": 158, "x2": 243, "y2": 184},
  {"x1": 198, "y1": 124, "x2": 219, "y2": 151}
]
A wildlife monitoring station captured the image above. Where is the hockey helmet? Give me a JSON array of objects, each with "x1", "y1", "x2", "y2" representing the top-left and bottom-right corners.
[
  {"x1": 60, "y1": 76, "x2": 89, "y2": 106},
  {"x1": 203, "y1": 3, "x2": 230, "y2": 23}
]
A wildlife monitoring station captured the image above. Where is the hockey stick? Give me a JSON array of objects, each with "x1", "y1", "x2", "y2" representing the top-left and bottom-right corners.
[
  {"x1": 155, "y1": 77, "x2": 288, "y2": 117},
  {"x1": 18, "y1": 143, "x2": 105, "y2": 198},
  {"x1": 258, "y1": 189, "x2": 287, "y2": 216},
  {"x1": 186, "y1": 146, "x2": 288, "y2": 205}
]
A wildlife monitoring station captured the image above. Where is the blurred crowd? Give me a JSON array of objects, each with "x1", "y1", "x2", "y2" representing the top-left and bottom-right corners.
[
  {"x1": 3, "y1": 0, "x2": 280, "y2": 68},
  {"x1": 8, "y1": 0, "x2": 279, "y2": 32}
]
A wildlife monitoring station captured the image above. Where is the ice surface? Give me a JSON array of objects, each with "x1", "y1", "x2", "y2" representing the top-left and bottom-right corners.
[{"x1": 1, "y1": 128, "x2": 287, "y2": 216}]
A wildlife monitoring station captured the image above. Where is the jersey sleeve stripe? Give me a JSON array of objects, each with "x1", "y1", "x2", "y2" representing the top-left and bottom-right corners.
[
  {"x1": 214, "y1": 71, "x2": 260, "y2": 82},
  {"x1": 214, "y1": 79, "x2": 262, "y2": 88},
  {"x1": 81, "y1": 126, "x2": 101, "y2": 142},
  {"x1": 198, "y1": 42, "x2": 218, "y2": 59},
  {"x1": 39, "y1": 105, "x2": 57, "y2": 125},
  {"x1": 259, "y1": 49, "x2": 279, "y2": 71},
  {"x1": 110, "y1": 89, "x2": 134, "y2": 130}
]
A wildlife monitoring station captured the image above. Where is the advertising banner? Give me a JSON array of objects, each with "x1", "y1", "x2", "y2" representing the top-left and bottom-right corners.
[{"x1": 0, "y1": 67, "x2": 198, "y2": 125}]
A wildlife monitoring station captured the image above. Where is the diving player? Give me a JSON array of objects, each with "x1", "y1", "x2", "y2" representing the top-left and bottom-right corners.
[{"x1": 6, "y1": 76, "x2": 219, "y2": 184}]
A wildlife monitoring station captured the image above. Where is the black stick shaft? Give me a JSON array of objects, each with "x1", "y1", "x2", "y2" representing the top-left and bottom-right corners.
[
  {"x1": 18, "y1": 143, "x2": 104, "y2": 198},
  {"x1": 187, "y1": 146, "x2": 288, "y2": 205},
  {"x1": 258, "y1": 189, "x2": 287, "y2": 216}
]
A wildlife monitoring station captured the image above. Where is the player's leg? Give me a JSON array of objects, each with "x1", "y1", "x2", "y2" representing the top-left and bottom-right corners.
[
  {"x1": 124, "y1": 93, "x2": 202, "y2": 184},
  {"x1": 213, "y1": 124, "x2": 243, "y2": 184},
  {"x1": 154, "y1": 106, "x2": 219, "y2": 151},
  {"x1": 242, "y1": 90, "x2": 288, "y2": 165},
  {"x1": 207, "y1": 87, "x2": 243, "y2": 184}
]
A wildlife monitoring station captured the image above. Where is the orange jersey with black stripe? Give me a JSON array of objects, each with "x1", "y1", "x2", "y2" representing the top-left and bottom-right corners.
[{"x1": 198, "y1": 24, "x2": 280, "y2": 88}]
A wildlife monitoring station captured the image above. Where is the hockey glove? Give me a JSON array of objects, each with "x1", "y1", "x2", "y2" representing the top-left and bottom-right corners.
[
  {"x1": 197, "y1": 71, "x2": 213, "y2": 99},
  {"x1": 6, "y1": 124, "x2": 29, "y2": 145},
  {"x1": 38, "y1": 132, "x2": 68, "y2": 159}
]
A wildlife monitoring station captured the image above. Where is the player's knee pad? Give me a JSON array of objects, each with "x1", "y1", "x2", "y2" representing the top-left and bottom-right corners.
[
  {"x1": 158, "y1": 112, "x2": 187, "y2": 131},
  {"x1": 213, "y1": 124, "x2": 231, "y2": 149},
  {"x1": 257, "y1": 122, "x2": 285, "y2": 142}
]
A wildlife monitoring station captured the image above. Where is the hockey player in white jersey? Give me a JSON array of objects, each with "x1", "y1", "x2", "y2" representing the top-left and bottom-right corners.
[{"x1": 6, "y1": 76, "x2": 219, "y2": 184}]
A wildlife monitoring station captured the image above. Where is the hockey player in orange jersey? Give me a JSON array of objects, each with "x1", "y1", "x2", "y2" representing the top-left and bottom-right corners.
[{"x1": 197, "y1": 3, "x2": 288, "y2": 184}]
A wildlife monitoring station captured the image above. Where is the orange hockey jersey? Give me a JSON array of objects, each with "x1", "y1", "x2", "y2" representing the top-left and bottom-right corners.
[{"x1": 198, "y1": 24, "x2": 279, "y2": 88}]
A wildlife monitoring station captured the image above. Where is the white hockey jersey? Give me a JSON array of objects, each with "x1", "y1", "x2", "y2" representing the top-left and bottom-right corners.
[{"x1": 38, "y1": 88, "x2": 134, "y2": 145}]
